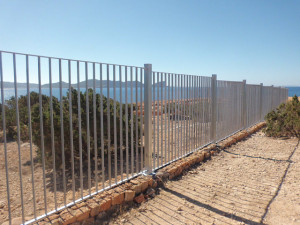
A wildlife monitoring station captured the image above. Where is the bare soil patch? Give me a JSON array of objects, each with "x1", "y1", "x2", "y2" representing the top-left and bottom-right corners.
[{"x1": 109, "y1": 131, "x2": 300, "y2": 225}]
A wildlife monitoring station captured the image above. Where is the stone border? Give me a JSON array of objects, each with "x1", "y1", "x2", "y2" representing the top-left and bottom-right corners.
[{"x1": 30, "y1": 122, "x2": 266, "y2": 225}]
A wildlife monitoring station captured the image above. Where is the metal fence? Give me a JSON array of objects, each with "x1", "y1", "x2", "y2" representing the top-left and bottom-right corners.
[{"x1": 0, "y1": 50, "x2": 288, "y2": 225}]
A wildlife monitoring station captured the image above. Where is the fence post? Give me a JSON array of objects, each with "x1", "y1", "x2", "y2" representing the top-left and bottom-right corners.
[
  {"x1": 211, "y1": 74, "x2": 217, "y2": 143},
  {"x1": 271, "y1": 85, "x2": 274, "y2": 111},
  {"x1": 242, "y1": 80, "x2": 247, "y2": 129},
  {"x1": 144, "y1": 64, "x2": 153, "y2": 174},
  {"x1": 260, "y1": 83, "x2": 263, "y2": 121}
]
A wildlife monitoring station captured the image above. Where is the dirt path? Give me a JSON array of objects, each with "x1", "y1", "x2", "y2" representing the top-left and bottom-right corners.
[{"x1": 109, "y1": 131, "x2": 300, "y2": 225}]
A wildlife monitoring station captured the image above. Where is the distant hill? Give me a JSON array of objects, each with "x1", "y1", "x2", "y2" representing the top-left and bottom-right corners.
[
  {"x1": 2, "y1": 79, "x2": 167, "y2": 89},
  {"x1": 2, "y1": 82, "x2": 39, "y2": 89},
  {"x1": 41, "y1": 82, "x2": 70, "y2": 88}
]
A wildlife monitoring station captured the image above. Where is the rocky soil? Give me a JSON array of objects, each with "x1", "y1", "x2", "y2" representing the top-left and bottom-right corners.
[{"x1": 110, "y1": 131, "x2": 300, "y2": 225}]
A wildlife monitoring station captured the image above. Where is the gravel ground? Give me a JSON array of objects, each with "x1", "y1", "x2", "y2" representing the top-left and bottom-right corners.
[{"x1": 109, "y1": 131, "x2": 300, "y2": 225}]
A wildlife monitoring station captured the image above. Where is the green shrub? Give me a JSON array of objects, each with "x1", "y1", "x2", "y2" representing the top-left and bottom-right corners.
[
  {"x1": 1, "y1": 88, "x2": 141, "y2": 170},
  {"x1": 264, "y1": 95, "x2": 300, "y2": 139}
]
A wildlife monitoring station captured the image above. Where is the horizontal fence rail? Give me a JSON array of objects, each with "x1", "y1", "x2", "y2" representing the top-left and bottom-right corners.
[{"x1": 0, "y1": 50, "x2": 288, "y2": 225}]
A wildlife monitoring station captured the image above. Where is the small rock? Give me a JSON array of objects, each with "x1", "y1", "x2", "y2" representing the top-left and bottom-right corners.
[
  {"x1": 156, "y1": 171, "x2": 169, "y2": 182},
  {"x1": 0, "y1": 201, "x2": 5, "y2": 209},
  {"x1": 134, "y1": 194, "x2": 145, "y2": 204},
  {"x1": 138, "y1": 207, "x2": 146, "y2": 212},
  {"x1": 177, "y1": 206, "x2": 183, "y2": 211},
  {"x1": 189, "y1": 170, "x2": 198, "y2": 174},
  {"x1": 146, "y1": 188, "x2": 155, "y2": 197}
]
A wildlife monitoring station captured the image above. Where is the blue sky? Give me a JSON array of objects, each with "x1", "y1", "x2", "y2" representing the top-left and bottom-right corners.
[{"x1": 0, "y1": 0, "x2": 299, "y2": 86}]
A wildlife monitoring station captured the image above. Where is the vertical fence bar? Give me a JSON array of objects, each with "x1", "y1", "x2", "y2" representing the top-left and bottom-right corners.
[
  {"x1": 125, "y1": 66, "x2": 129, "y2": 179},
  {"x1": 160, "y1": 73, "x2": 164, "y2": 164},
  {"x1": 171, "y1": 74, "x2": 174, "y2": 161},
  {"x1": 164, "y1": 73, "x2": 167, "y2": 164},
  {"x1": 108, "y1": 65, "x2": 112, "y2": 186},
  {"x1": 189, "y1": 76, "x2": 192, "y2": 150},
  {"x1": 0, "y1": 52, "x2": 12, "y2": 225},
  {"x1": 85, "y1": 62, "x2": 91, "y2": 194},
  {"x1": 14, "y1": 55, "x2": 25, "y2": 223},
  {"x1": 77, "y1": 61, "x2": 83, "y2": 197},
  {"x1": 259, "y1": 83, "x2": 263, "y2": 121},
  {"x1": 180, "y1": 75, "x2": 183, "y2": 156},
  {"x1": 156, "y1": 72, "x2": 159, "y2": 167},
  {"x1": 200, "y1": 76, "x2": 203, "y2": 146},
  {"x1": 59, "y1": 59, "x2": 67, "y2": 205},
  {"x1": 140, "y1": 68, "x2": 144, "y2": 170},
  {"x1": 271, "y1": 85, "x2": 274, "y2": 111},
  {"x1": 187, "y1": 75, "x2": 190, "y2": 151},
  {"x1": 242, "y1": 80, "x2": 247, "y2": 129},
  {"x1": 38, "y1": 56, "x2": 47, "y2": 215},
  {"x1": 196, "y1": 76, "x2": 200, "y2": 148},
  {"x1": 173, "y1": 74, "x2": 176, "y2": 158},
  {"x1": 100, "y1": 64, "x2": 105, "y2": 188},
  {"x1": 153, "y1": 72, "x2": 156, "y2": 169},
  {"x1": 183, "y1": 75, "x2": 187, "y2": 153},
  {"x1": 210, "y1": 74, "x2": 217, "y2": 143},
  {"x1": 113, "y1": 65, "x2": 117, "y2": 182},
  {"x1": 195, "y1": 76, "x2": 198, "y2": 147},
  {"x1": 192, "y1": 76, "x2": 195, "y2": 149},
  {"x1": 68, "y1": 60, "x2": 75, "y2": 201},
  {"x1": 168, "y1": 73, "x2": 171, "y2": 162},
  {"x1": 180, "y1": 75, "x2": 183, "y2": 153},
  {"x1": 135, "y1": 68, "x2": 139, "y2": 173},
  {"x1": 144, "y1": 64, "x2": 152, "y2": 174},
  {"x1": 92, "y1": 63, "x2": 98, "y2": 191},
  {"x1": 206, "y1": 77, "x2": 210, "y2": 144},
  {"x1": 176, "y1": 74, "x2": 181, "y2": 158},
  {"x1": 130, "y1": 67, "x2": 134, "y2": 175},
  {"x1": 120, "y1": 66, "x2": 123, "y2": 181},
  {"x1": 27, "y1": 55, "x2": 37, "y2": 217}
]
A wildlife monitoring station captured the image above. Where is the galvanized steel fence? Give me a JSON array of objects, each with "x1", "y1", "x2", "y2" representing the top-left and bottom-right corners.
[{"x1": 0, "y1": 51, "x2": 288, "y2": 224}]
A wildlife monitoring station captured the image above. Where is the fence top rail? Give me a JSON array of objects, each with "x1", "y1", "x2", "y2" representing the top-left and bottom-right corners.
[
  {"x1": 152, "y1": 71, "x2": 211, "y2": 79},
  {"x1": 217, "y1": 79, "x2": 243, "y2": 84},
  {"x1": 262, "y1": 85, "x2": 288, "y2": 90},
  {"x1": 0, "y1": 50, "x2": 144, "y2": 69}
]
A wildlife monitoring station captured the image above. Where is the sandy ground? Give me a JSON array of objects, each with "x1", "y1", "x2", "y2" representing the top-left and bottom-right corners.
[
  {"x1": 109, "y1": 131, "x2": 300, "y2": 225},
  {"x1": 288, "y1": 96, "x2": 300, "y2": 101}
]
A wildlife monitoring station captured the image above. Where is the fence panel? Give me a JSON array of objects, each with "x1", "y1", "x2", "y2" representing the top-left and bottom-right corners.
[
  {"x1": 151, "y1": 73, "x2": 214, "y2": 170},
  {"x1": 216, "y1": 80, "x2": 243, "y2": 141},
  {"x1": 0, "y1": 51, "x2": 147, "y2": 224},
  {"x1": 0, "y1": 50, "x2": 288, "y2": 224}
]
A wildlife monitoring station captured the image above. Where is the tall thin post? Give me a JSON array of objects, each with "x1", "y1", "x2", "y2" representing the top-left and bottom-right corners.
[
  {"x1": 271, "y1": 85, "x2": 274, "y2": 110},
  {"x1": 144, "y1": 64, "x2": 153, "y2": 174},
  {"x1": 260, "y1": 83, "x2": 263, "y2": 121},
  {"x1": 211, "y1": 74, "x2": 217, "y2": 143},
  {"x1": 242, "y1": 80, "x2": 247, "y2": 129}
]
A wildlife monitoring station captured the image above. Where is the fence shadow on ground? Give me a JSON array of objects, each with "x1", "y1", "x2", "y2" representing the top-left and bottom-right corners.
[{"x1": 116, "y1": 158, "x2": 289, "y2": 225}]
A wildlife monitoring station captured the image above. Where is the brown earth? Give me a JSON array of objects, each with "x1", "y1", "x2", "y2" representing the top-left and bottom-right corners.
[
  {"x1": 288, "y1": 96, "x2": 300, "y2": 101},
  {"x1": 109, "y1": 131, "x2": 300, "y2": 225},
  {"x1": 0, "y1": 141, "x2": 103, "y2": 224},
  {"x1": 0, "y1": 112, "x2": 199, "y2": 224}
]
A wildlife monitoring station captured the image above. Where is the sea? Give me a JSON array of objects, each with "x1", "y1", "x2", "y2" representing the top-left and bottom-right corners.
[
  {"x1": 287, "y1": 86, "x2": 300, "y2": 97},
  {"x1": 1, "y1": 88, "x2": 145, "y2": 103},
  {"x1": 1, "y1": 86, "x2": 299, "y2": 103},
  {"x1": 1, "y1": 87, "x2": 188, "y2": 103}
]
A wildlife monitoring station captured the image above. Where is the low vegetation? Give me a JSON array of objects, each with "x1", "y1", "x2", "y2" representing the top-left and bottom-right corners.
[
  {"x1": 264, "y1": 95, "x2": 300, "y2": 139},
  {"x1": 0, "y1": 88, "x2": 141, "y2": 169}
]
